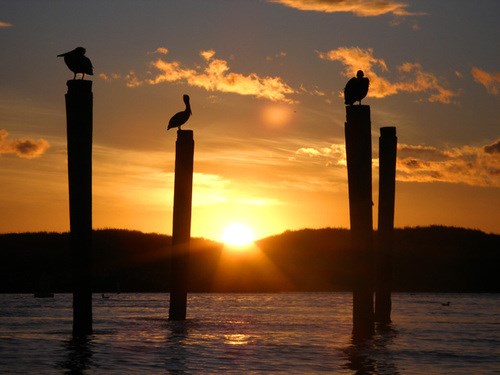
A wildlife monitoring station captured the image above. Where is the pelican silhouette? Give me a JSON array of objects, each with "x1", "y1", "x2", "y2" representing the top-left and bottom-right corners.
[
  {"x1": 57, "y1": 47, "x2": 93, "y2": 80},
  {"x1": 167, "y1": 95, "x2": 192, "y2": 130},
  {"x1": 344, "y1": 70, "x2": 369, "y2": 105}
]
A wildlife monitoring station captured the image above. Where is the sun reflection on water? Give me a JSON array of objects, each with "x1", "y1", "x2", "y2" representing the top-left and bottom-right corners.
[{"x1": 224, "y1": 333, "x2": 251, "y2": 345}]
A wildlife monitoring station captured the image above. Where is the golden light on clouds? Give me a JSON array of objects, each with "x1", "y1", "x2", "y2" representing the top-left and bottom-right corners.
[
  {"x1": 155, "y1": 47, "x2": 168, "y2": 55},
  {"x1": 293, "y1": 138, "x2": 500, "y2": 188},
  {"x1": 145, "y1": 49, "x2": 296, "y2": 103},
  {"x1": 318, "y1": 47, "x2": 457, "y2": 103},
  {"x1": 0, "y1": 21, "x2": 13, "y2": 28},
  {"x1": 471, "y1": 67, "x2": 500, "y2": 95},
  {"x1": 319, "y1": 47, "x2": 387, "y2": 73},
  {"x1": 397, "y1": 141, "x2": 500, "y2": 187},
  {"x1": 267, "y1": 0, "x2": 422, "y2": 17},
  {"x1": 294, "y1": 143, "x2": 347, "y2": 167},
  {"x1": 101, "y1": 45, "x2": 460, "y2": 105}
]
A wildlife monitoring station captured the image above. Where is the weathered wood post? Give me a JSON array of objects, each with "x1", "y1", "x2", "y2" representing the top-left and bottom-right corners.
[
  {"x1": 344, "y1": 105, "x2": 374, "y2": 338},
  {"x1": 375, "y1": 126, "x2": 397, "y2": 325},
  {"x1": 169, "y1": 129, "x2": 194, "y2": 320},
  {"x1": 65, "y1": 80, "x2": 93, "y2": 336}
]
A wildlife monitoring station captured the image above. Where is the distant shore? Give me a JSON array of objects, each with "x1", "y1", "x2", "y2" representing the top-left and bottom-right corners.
[{"x1": 1, "y1": 226, "x2": 498, "y2": 293}]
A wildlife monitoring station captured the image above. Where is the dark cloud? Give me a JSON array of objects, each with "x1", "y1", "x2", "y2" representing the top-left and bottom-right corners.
[
  {"x1": 398, "y1": 144, "x2": 449, "y2": 160},
  {"x1": 0, "y1": 129, "x2": 49, "y2": 159},
  {"x1": 403, "y1": 159, "x2": 422, "y2": 169},
  {"x1": 484, "y1": 140, "x2": 500, "y2": 154},
  {"x1": 397, "y1": 140, "x2": 500, "y2": 187}
]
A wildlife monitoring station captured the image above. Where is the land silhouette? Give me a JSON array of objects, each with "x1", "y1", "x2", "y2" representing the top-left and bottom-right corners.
[{"x1": 0, "y1": 226, "x2": 498, "y2": 293}]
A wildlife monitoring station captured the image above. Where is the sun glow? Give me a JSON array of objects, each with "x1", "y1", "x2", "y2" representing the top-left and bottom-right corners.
[
  {"x1": 261, "y1": 104, "x2": 293, "y2": 127},
  {"x1": 221, "y1": 223, "x2": 256, "y2": 247}
]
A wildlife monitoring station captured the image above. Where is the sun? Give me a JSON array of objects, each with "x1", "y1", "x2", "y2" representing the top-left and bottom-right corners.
[{"x1": 221, "y1": 223, "x2": 256, "y2": 247}]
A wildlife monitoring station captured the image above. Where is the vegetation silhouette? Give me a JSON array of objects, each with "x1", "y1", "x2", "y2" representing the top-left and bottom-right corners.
[{"x1": 0, "y1": 226, "x2": 498, "y2": 293}]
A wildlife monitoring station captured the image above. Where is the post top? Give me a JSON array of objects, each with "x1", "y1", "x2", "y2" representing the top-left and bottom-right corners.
[
  {"x1": 345, "y1": 104, "x2": 370, "y2": 124},
  {"x1": 66, "y1": 80, "x2": 92, "y2": 93},
  {"x1": 176, "y1": 129, "x2": 194, "y2": 141},
  {"x1": 346, "y1": 104, "x2": 370, "y2": 111},
  {"x1": 380, "y1": 126, "x2": 396, "y2": 137}
]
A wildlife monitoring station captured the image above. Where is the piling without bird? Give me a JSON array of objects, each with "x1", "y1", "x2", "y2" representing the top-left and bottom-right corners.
[{"x1": 375, "y1": 126, "x2": 397, "y2": 325}]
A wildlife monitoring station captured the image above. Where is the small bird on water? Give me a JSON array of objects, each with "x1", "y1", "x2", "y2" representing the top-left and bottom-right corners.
[
  {"x1": 344, "y1": 70, "x2": 369, "y2": 105},
  {"x1": 57, "y1": 47, "x2": 93, "y2": 80},
  {"x1": 167, "y1": 95, "x2": 192, "y2": 130}
]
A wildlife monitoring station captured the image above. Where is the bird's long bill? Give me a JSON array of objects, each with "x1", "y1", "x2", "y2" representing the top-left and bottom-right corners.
[{"x1": 57, "y1": 53, "x2": 67, "y2": 57}]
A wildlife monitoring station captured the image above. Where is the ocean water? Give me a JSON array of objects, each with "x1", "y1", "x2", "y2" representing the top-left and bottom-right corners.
[{"x1": 0, "y1": 293, "x2": 498, "y2": 374}]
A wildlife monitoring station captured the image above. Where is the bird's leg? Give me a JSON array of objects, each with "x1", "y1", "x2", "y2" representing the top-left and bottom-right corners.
[
  {"x1": 73, "y1": 72, "x2": 77, "y2": 80},
  {"x1": 81, "y1": 73, "x2": 85, "y2": 80}
]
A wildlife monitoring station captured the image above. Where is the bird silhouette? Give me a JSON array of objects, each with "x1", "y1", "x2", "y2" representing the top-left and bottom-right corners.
[
  {"x1": 167, "y1": 95, "x2": 192, "y2": 130},
  {"x1": 57, "y1": 47, "x2": 93, "y2": 80},
  {"x1": 344, "y1": 70, "x2": 369, "y2": 105}
]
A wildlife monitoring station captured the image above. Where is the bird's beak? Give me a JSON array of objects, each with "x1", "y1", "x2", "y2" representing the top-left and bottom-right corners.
[{"x1": 57, "y1": 53, "x2": 66, "y2": 57}]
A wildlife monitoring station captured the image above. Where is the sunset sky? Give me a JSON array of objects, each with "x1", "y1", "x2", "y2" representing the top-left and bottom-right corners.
[{"x1": 1, "y1": 0, "x2": 499, "y2": 241}]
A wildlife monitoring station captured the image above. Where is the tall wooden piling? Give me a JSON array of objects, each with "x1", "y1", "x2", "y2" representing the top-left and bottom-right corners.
[
  {"x1": 169, "y1": 130, "x2": 194, "y2": 320},
  {"x1": 344, "y1": 105, "x2": 374, "y2": 338},
  {"x1": 375, "y1": 127, "x2": 397, "y2": 325},
  {"x1": 65, "y1": 80, "x2": 93, "y2": 336}
]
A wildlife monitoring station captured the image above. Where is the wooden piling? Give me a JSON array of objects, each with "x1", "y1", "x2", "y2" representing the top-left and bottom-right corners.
[
  {"x1": 375, "y1": 126, "x2": 397, "y2": 325},
  {"x1": 65, "y1": 80, "x2": 93, "y2": 336},
  {"x1": 344, "y1": 105, "x2": 374, "y2": 338},
  {"x1": 169, "y1": 130, "x2": 194, "y2": 320}
]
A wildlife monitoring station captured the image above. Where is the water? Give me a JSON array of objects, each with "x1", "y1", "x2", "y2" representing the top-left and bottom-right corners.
[{"x1": 0, "y1": 293, "x2": 499, "y2": 374}]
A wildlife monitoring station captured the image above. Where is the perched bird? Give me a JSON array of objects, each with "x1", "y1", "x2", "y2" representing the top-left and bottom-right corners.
[
  {"x1": 344, "y1": 70, "x2": 369, "y2": 105},
  {"x1": 167, "y1": 95, "x2": 192, "y2": 130},
  {"x1": 57, "y1": 47, "x2": 93, "y2": 80}
]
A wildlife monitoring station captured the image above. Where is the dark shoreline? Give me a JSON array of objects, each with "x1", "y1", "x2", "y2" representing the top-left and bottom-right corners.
[{"x1": 1, "y1": 226, "x2": 498, "y2": 293}]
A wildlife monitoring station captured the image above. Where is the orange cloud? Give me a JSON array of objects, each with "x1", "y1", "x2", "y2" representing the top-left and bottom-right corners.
[
  {"x1": 0, "y1": 21, "x2": 13, "y2": 28},
  {"x1": 125, "y1": 71, "x2": 143, "y2": 88},
  {"x1": 471, "y1": 67, "x2": 500, "y2": 95},
  {"x1": 294, "y1": 143, "x2": 347, "y2": 166},
  {"x1": 318, "y1": 47, "x2": 456, "y2": 103},
  {"x1": 397, "y1": 140, "x2": 500, "y2": 187},
  {"x1": 293, "y1": 140, "x2": 500, "y2": 188},
  {"x1": 155, "y1": 47, "x2": 168, "y2": 55},
  {"x1": 99, "y1": 72, "x2": 121, "y2": 82},
  {"x1": 396, "y1": 63, "x2": 455, "y2": 103},
  {"x1": 267, "y1": 0, "x2": 422, "y2": 16},
  {"x1": 0, "y1": 129, "x2": 49, "y2": 159},
  {"x1": 148, "y1": 50, "x2": 296, "y2": 103}
]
